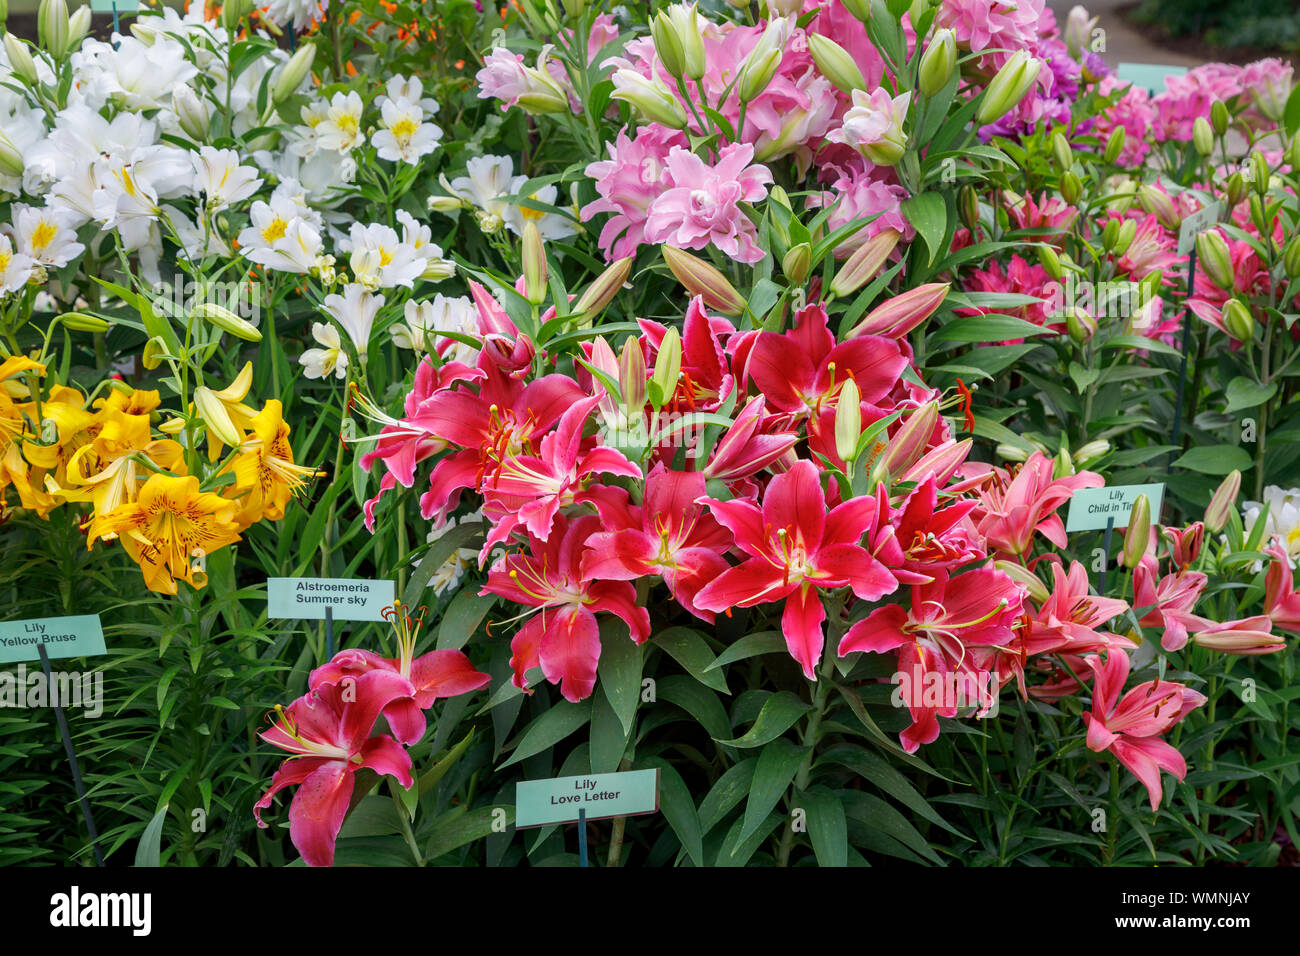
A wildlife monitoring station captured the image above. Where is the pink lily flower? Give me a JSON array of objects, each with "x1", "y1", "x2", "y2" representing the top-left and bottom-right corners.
[
  {"x1": 1029, "y1": 560, "x2": 1130, "y2": 653},
  {"x1": 581, "y1": 464, "x2": 732, "y2": 622},
  {"x1": 967, "y1": 452, "x2": 1103, "y2": 558},
  {"x1": 482, "y1": 514, "x2": 650, "y2": 703},
  {"x1": 1132, "y1": 555, "x2": 1212, "y2": 652},
  {"x1": 700, "y1": 394, "x2": 799, "y2": 485},
  {"x1": 1082, "y1": 649, "x2": 1206, "y2": 811},
  {"x1": 254, "y1": 670, "x2": 416, "y2": 867},
  {"x1": 1264, "y1": 542, "x2": 1300, "y2": 635},
  {"x1": 694, "y1": 459, "x2": 898, "y2": 680},
  {"x1": 1192, "y1": 615, "x2": 1285, "y2": 655},
  {"x1": 637, "y1": 297, "x2": 737, "y2": 414},
  {"x1": 867, "y1": 474, "x2": 983, "y2": 585},
  {"x1": 1162, "y1": 521, "x2": 1204, "y2": 569},
  {"x1": 308, "y1": 602, "x2": 490, "y2": 745}
]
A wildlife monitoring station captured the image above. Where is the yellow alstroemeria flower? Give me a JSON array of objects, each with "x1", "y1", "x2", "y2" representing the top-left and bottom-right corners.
[
  {"x1": 87, "y1": 473, "x2": 242, "y2": 595},
  {"x1": 226, "y1": 399, "x2": 323, "y2": 527}
]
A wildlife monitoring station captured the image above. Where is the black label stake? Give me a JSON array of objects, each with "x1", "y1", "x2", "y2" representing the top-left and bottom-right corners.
[
  {"x1": 1100, "y1": 515, "x2": 1116, "y2": 596},
  {"x1": 578, "y1": 808, "x2": 588, "y2": 867},
  {"x1": 37, "y1": 643, "x2": 104, "y2": 867},
  {"x1": 325, "y1": 605, "x2": 335, "y2": 659},
  {"x1": 1169, "y1": 246, "x2": 1198, "y2": 470}
]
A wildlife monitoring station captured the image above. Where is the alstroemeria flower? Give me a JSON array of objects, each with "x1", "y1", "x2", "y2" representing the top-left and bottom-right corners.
[
  {"x1": 1132, "y1": 555, "x2": 1212, "y2": 652},
  {"x1": 694, "y1": 459, "x2": 898, "y2": 679},
  {"x1": 255, "y1": 671, "x2": 416, "y2": 867},
  {"x1": 582, "y1": 464, "x2": 732, "y2": 621},
  {"x1": 967, "y1": 451, "x2": 1103, "y2": 558},
  {"x1": 482, "y1": 514, "x2": 650, "y2": 703},
  {"x1": 1082, "y1": 649, "x2": 1206, "y2": 811}
]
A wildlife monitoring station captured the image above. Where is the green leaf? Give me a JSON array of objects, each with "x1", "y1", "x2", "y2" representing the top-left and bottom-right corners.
[
  {"x1": 738, "y1": 738, "x2": 806, "y2": 846},
  {"x1": 424, "y1": 805, "x2": 512, "y2": 861},
  {"x1": 657, "y1": 675, "x2": 732, "y2": 744},
  {"x1": 436, "y1": 590, "x2": 496, "y2": 651},
  {"x1": 1224, "y1": 376, "x2": 1278, "y2": 413},
  {"x1": 418, "y1": 729, "x2": 475, "y2": 797},
  {"x1": 597, "y1": 619, "x2": 642, "y2": 736},
  {"x1": 819, "y1": 744, "x2": 964, "y2": 837},
  {"x1": 638, "y1": 757, "x2": 704, "y2": 867},
  {"x1": 931, "y1": 314, "x2": 1053, "y2": 344},
  {"x1": 653, "y1": 626, "x2": 729, "y2": 693},
  {"x1": 698, "y1": 758, "x2": 757, "y2": 836},
  {"x1": 902, "y1": 191, "x2": 947, "y2": 266},
  {"x1": 402, "y1": 523, "x2": 481, "y2": 608},
  {"x1": 589, "y1": 684, "x2": 631, "y2": 774},
  {"x1": 713, "y1": 691, "x2": 811, "y2": 748},
  {"x1": 498, "y1": 700, "x2": 592, "y2": 770},
  {"x1": 705, "y1": 630, "x2": 786, "y2": 671},
  {"x1": 1172, "y1": 444, "x2": 1252, "y2": 476},
  {"x1": 801, "y1": 787, "x2": 848, "y2": 867},
  {"x1": 134, "y1": 804, "x2": 169, "y2": 868}
]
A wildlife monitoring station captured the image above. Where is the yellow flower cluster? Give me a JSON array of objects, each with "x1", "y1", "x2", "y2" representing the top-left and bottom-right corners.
[{"x1": 0, "y1": 357, "x2": 320, "y2": 595}]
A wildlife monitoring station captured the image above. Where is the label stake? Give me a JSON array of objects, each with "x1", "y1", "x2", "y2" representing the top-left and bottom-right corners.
[
  {"x1": 577, "y1": 807, "x2": 588, "y2": 867},
  {"x1": 37, "y1": 643, "x2": 104, "y2": 867}
]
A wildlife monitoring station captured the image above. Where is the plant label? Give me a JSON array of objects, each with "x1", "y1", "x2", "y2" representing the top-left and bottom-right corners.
[
  {"x1": 0, "y1": 615, "x2": 106, "y2": 664},
  {"x1": 1177, "y1": 200, "x2": 1222, "y2": 256},
  {"x1": 89, "y1": 0, "x2": 142, "y2": 11},
  {"x1": 515, "y1": 769, "x2": 660, "y2": 828},
  {"x1": 1066, "y1": 483, "x2": 1165, "y2": 533},
  {"x1": 267, "y1": 577, "x2": 395, "y2": 622},
  {"x1": 1115, "y1": 62, "x2": 1187, "y2": 96}
]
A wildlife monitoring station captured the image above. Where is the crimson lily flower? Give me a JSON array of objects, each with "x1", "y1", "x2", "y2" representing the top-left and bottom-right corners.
[
  {"x1": 480, "y1": 395, "x2": 642, "y2": 557},
  {"x1": 482, "y1": 514, "x2": 650, "y2": 703},
  {"x1": 1132, "y1": 555, "x2": 1211, "y2": 651},
  {"x1": 1082, "y1": 649, "x2": 1206, "y2": 811},
  {"x1": 309, "y1": 602, "x2": 490, "y2": 745},
  {"x1": 1264, "y1": 542, "x2": 1300, "y2": 635},
  {"x1": 868, "y1": 475, "x2": 983, "y2": 585},
  {"x1": 701, "y1": 394, "x2": 799, "y2": 486},
  {"x1": 693, "y1": 459, "x2": 898, "y2": 679},
  {"x1": 838, "y1": 567, "x2": 1024, "y2": 752},
  {"x1": 638, "y1": 297, "x2": 737, "y2": 414},
  {"x1": 746, "y1": 301, "x2": 908, "y2": 423},
  {"x1": 255, "y1": 670, "x2": 416, "y2": 867},
  {"x1": 968, "y1": 452, "x2": 1103, "y2": 557},
  {"x1": 582, "y1": 464, "x2": 732, "y2": 622}
]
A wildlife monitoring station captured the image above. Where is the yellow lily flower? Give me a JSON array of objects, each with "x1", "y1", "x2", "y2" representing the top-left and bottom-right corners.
[{"x1": 226, "y1": 399, "x2": 323, "y2": 527}]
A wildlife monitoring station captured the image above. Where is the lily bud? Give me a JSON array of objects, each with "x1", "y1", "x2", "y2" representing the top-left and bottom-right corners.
[
  {"x1": 662, "y1": 245, "x2": 746, "y2": 315},
  {"x1": 1249, "y1": 193, "x2": 1268, "y2": 235},
  {"x1": 1193, "y1": 621, "x2": 1285, "y2": 656},
  {"x1": 1193, "y1": 116, "x2": 1214, "y2": 156},
  {"x1": 829, "y1": 228, "x2": 900, "y2": 298},
  {"x1": 1038, "y1": 245, "x2": 1064, "y2": 281},
  {"x1": 192, "y1": 302, "x2": 262, "y2": 342},
  {"x1": 738, "y1": 19, "x2": 786, "y2": 103},
  {"x1": 620, "y1": 336, "x2": 647, "y2": 412},
  {"x1": 808, "y1": 33, "x2": 866, "y2": 94},
  {"x1": 141, "y1": 336, "x2": 168, "y2": 370},
  {"x1": 37, "y1": 0, "x2": 67, "y2": 57},
  {"x1": 1249, "y1": 151, "x2": 1270, "y2": 196},
  {"x1": 1060, "y1": 171, "x2": 1082, "y2": 206},
  {"x1": 4, "y1": 33, "x2": 37, "y2": 84},
  {"x1": 881, "y1": 400, "x2": 938, "y2": 474},
  {"x1": 1204, "y1": 469, "x2": 1241, "y2": 533},
  {"x1": 1101, "y1": 218, "x2": 1119, "y2": 252},
  {"x1": 1284, "y1": 235, "x2": 1300, "y2": 279},
  {"x1": 1065, "y1": 306, "x2": 1096, "y2": 342},
  {"x1": 522, "y1": 220, "x2": 547, "y2": 305},
  {"x1": 959, "y1": 184, "x2": 980, "y2": 232},
  {"x1": 221, "y1": 0, "x2": 252, "y2": 32},
  {"x1": 173, "y1": 86, "x2": 211, "y2": 141},
  {"x1": 1072, "y1": 439, "x2": 1110, "y2": 466},
  {"x1": 66, "y1": 5, "x2": 88, "y2": 49},
  {"x1": 997, "y1": 442, "x2": 1029, "y2": 462},
  {"x1": 0, "y1": 129, "x2": 22, "y2": 177},
  {"x1": 846, "y1": 281, "x2": 949, "y2": 339},
  {"x1": 835, "y1": 378, "x2": 862, "y2": 465},
  {"x1": 900, "y1": 437, "x2": 972, "y2": 486},
  {"x1": 782, "y1": 242, "x2": 812, "y2": 285},
  {"x1": 1064, "y1": 5, "x2": 1096, "y2": 59},
  {"x1": 1122, "y1": 494, "x2": 1151, "y2": 569},
  {"x1": 194, "y1": 386, "x2": 241, "y2": 449},
  {"x1": 976, "y1": 51, "x2": 1042, "y2": 126},
  {"x1": 611, "y1": 69, "x2": 688, "y2": 129},
  {"x1": 1053, "y1": 445, "x2": 1074, "y2": 478},
  {"x1": 1195, "y1": 231, "x2": 1233, "y2": 291},
  {"x1": 1113, "y1": 218, "x2": 1136, "y2": 257},
  {"x1": 1051, "y1": 132, "x2": 1073, "y2": 174},
  {"x1": 839, "y1": 0, "x2": 871, "y2": 21},
  {"x1": 273, "y1": 43, "x2": 316, "y2": 104},
  {"x1": 650, "y1": 10, "x2": 687, "y2": 80},
  {"x1": 1210, "y1": 100, "x2": 1229, "y2": 136},
  {"x1": 1288, "y1": 132, "x2": 1300, "y2": 171},
  {"x1": 1225, "y1": 171, "x2": 1247, "y2": 208},
  {"x1": 1137, "y1": 184, "x2": 1180, "y2": 231},
  {"x1": 650, "y1": 326, "x2": 680, "y2": 409},
  {"x1": 995, "y1": 560, "x2": 1050, "y2": 605},
  {"x1": 0, "y1": 0, "x2": 7, "y2": 27},
  {"x1": 57, "y1": 311, "x2": 109, "y2": 332},
  {"x1": 573, "y1": 255, "x2": 631, "y2": 325},
  {"x1": 918, "y1": 28, "x2": 956, "y2": 98},
  {"x1": 1221, "y1": 298, "x2": 1254, "y2": 343},
  {"x1": 1103, "y1": 126, "x2": 1125, "y2": 164}
]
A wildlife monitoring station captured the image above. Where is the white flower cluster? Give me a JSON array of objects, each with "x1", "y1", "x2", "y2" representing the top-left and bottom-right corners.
[{"x1": 1244, "y1": 486, "x2": 1300, "y2": 568}]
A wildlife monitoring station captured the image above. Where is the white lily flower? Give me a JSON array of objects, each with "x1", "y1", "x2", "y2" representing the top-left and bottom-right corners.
[
  {"x1": 191, "y1": 146, "x2": 263, "y2": 212},
  {"x1": 322, "y1": 283, "x2": 383, "y2": 362},
  {"x1": 298, "y1": 322, "x2": 349, "y2": 380}
]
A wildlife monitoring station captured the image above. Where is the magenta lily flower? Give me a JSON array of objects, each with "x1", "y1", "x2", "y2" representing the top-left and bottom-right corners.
[
  {"x1": 693, "y1": 459, "x2": 898, "y2": 679},
  {"x1": 1082, "y1": 649, "x2": 1206, "y2": 811},
  {"x1": 701, "y1": 394, "x2": 799, "y2": 485},
  {"x1": 582, "y1": 464, "x2": 732, "y2": 621},
  {"x1": 638, "y1": 297, "x2": 737, "y2": 414},
  {"x1": 254, "y1": 670, "x2": 416, "y2": 867},
  {"x1": 482, "y1": 514, "x2": 650, "y2": 703},
  {"x1": 1264, "y1": 542, "x2": 1300, "y2": 635},
  {"x1": 1132, "y1": 555, "x2": 1212, "y2": 652},
  {"x1": 969, "y1": 452, "x2": 1103, "y2": 557},
  {"x1": 867, "y1": 474, "x2": 982, "y2": 585}
]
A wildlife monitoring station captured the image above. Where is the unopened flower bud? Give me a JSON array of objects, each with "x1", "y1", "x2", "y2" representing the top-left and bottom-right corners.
[
  {"x1": 808, "y1": 33, "x2": 866, "y2": 94},
  {"x1": 1225, "y1": 171, "x2": 1247, "y2": 209},
  {"x1": 273, "y1": 43, "x2": 316, "y2": 104},
  {"x1": 57, "y1": 311, "x2": 109, "y2": 332},
  {"x1": 995, "y1": 560, "x2": 1050, "y2": 604},
  {"x1": 1038, "y1": 245, "x2": 1064, "y2": 280},
  {"x1": 976, "y1": 51, "x2": 1042, "y2": 126},
  {"x1": 1103, "y1": 126, "x2": 1125, "y2": 164},
  {"x1": 1193, "y1": 116, "x2": 1214, "y2": 156},
  {"x1": 839, "y1": 0, "x2": 871, "y2": 21},
  {"x1": 881, "y1": 400, "x2": 938, "y2": 474},
  {"x1": 573, "y1": 256, "x2": 631, "y2": 325},
  {"x1": 1249, "y1": 193, "x2": 1268, "y2": 235},
  {"x1": 0, "y1": 129, "x2": 22, "y2": 177},
  {"x1": 1210, "y1": 99, "x2": 1229, "y2": 136},
  {"x1": 1064, "y1": 5, "x2": 1096, "y2": 59},
  {"x1": 959, "y1": 184, "x2": 980, "y2": 232},
  {"x1": 37, "y1": 0, "x2": 67, "y2": 57},
  {"x1": 1249, "y1": 151, "x2": 1270, "y2": 196},
  {"x1": 661, "y1": 245, "x2": 746, "y2": 315},
  {"x1": 1221, "y1": 297, "x2": 1254, "y2": 343},
  {"x1": 1061, "y1": 170, "x2": 1082, "y2": 206},
  {"x1": 192, "y1": 301, "x2": 262, "y2": 342},
  {"x1": 1121, "y1": 493, "x2": 1151, "y2": 569},
  {"x1": 611, "y1": 69, "x2": 688, "y2": 129},
  {"x1": 1101, "y1": 218, "x2": 1120, "y2": 252},
  {"x1": 830, "y1": 228, "x2": 899, "y2": 298},
  {"x1": 782, "y1": 242, "x2": 812, "y2": 285},
  {"x1": 650, "y1": 9, "x2": 687, "y2": 80},
  {"x1": 835, "y1": 377, "x2": 862, "y2": 465},
  {"x1": 996, "y1": 442, "x2": 1029, "y2": 462},
  {"x1": 1288, "y1": 132, "x2": 1300, "y2": 171},
  {"x1": 1284, "y1": 235, "x2": 1300, "y2": 279},
  {"x1": 66, "y1": 5, "x2": 89, "y2": 49},
  {"x1": 142, "y1": 337, "x2": 168, "y2": 370},
  {"x1": 1136, "y1": 184, "x2": 1179, "y2": 230},
  {"x1": 620, "y1": 336, "x2": 646, "y2": 412},
  {"x1": 1195, "y1": 230, "x2": 1234, "y2": 291},
  {"x1": 1065, "y1": 306, "x2": 1096, "y2": 342},
  {"x1": 1053, "y1": 445, "x2": 1074, "y2": 478},
  {"x1": 1203, "y1": 469, "x2": 1240, "y2": 533},
  {"x1": 1113, "y1": 218, "x2": 1136, "y2": 257},
  {"x1": 1073, "y1": 439, "x2": 1110, "y2": 466},
  {"x1": 522, "y1": 220, "x2": 547, "y2": 305},
  {"x1": 173, "y1": 86, "x2": 211, "y2": 141},
  {"x1": 1051, "y1": 131, "x2": 1073, "y2": 174},
  {"x1": 220, "y1": 0, "x2": 252, "y2": 32},
  {"x1": 918, "y1": 28, "x2": 956, "y2": 98},
  {"x1": 194, "y1": 385, "x2": 241, "y2": 449},
  {"x1": 739, "y1": 19, "x2": 786, "y2": 103},
  {"x1": 4, "y1": 33, "x2": 37, "y2": 84},
  {"x1": 649, "y1": 326, "x2": 680, "y2": 409}
]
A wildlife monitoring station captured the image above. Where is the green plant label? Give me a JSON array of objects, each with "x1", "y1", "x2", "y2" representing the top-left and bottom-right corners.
[
  {"x1": 0, "y1": 615, "x2": 106, "y2": 664},
  {"x1": 267, "y1": 577, "x2": 395, "y2": 622},
  {"x1": 1115, "y1": 62, "x2": 1187, "y2": 96},
  {"x1": 515, "y1": 769, "x2": 660, "y2": 828},
  {"x1": 1066, "y1": 483, "x2": 1165, "y2": 532},
  {"x1": 1177, "y1": 200, "x2": 1223, "y2": 256},
  {"x1": 89, "y1": 0, "x2": 142, "y2": 11}
]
